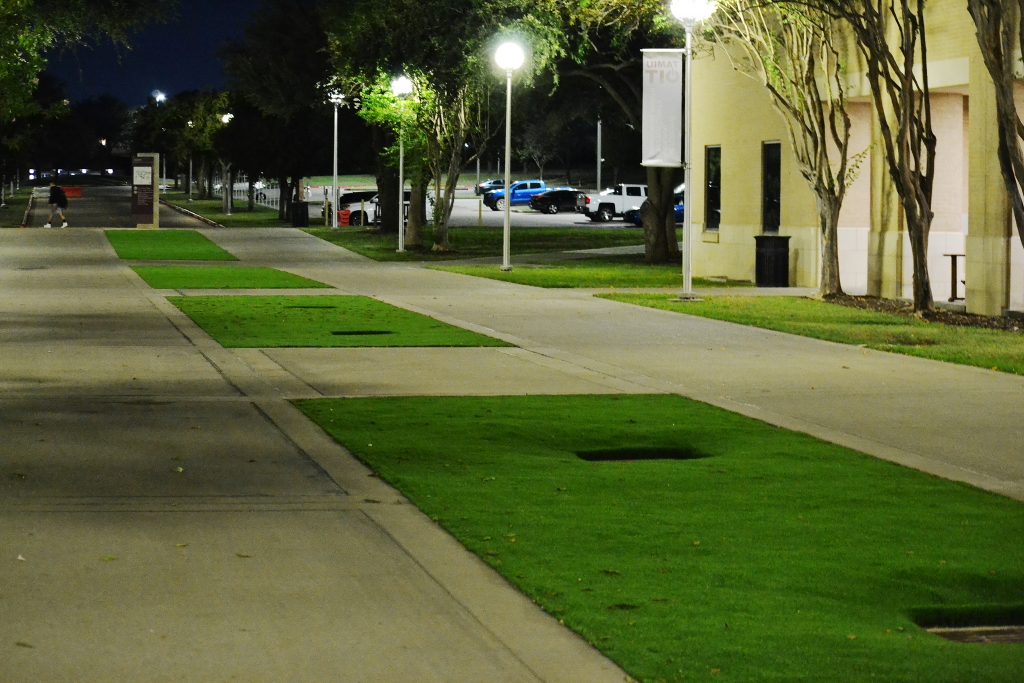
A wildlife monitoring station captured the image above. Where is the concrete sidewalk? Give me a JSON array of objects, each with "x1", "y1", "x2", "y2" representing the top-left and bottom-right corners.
[
  {"x1": 0, "y1": 228, "x2": 627, "y2": 682},
  {"x1": 2, "y1": 226, "x2": 1022, "y2": 681}
]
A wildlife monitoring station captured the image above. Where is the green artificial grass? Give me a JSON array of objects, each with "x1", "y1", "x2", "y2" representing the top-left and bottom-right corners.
[
  {"x1": 170, "y1": 295, "x2": 509, "y2": 348},
  {"x1": 132, "y1": 266, "x2": 329, "y2": 290},
  {"x1": 106, "y1": 229, "x2": 236, "y2": 261},
  {"x1": 296, "y1": 394, "x2": 1024, "y2": 682},
  {"x1": 603, "y1": 294, "x2": 1024, "y2": 375},
  {"x1": 435, "y1": 255, "x2": 753, "y2": 289},
  {"x1": 305, "y1": 226, "x2": 647, "y2": 262},
  {"x1": 162, "y1": 193, "x2": 288, "y2": 227}
]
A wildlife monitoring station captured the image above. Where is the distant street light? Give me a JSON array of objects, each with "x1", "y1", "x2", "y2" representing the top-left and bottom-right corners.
[
  {"x1": 494, "y1": 40, "x2": 525, "y2": 272},
  {"x1": 186, "y1": 120, "x2": 194, "y2": 202},
  {"x1": 670, "y1": 0, "x2": 717, "y2": 299},
  {"x1": 220, "y1": 113, "x2": 234, "y2": 214},
  {"x1": 328, "y1": 91, "x2": 345, "y2": 229},
  {"x1": 391, "y1": 76, "x2": 414, "y2": 252},
  {"x1": 152, "y1": 90, "x2": 166, "y2": 104}
]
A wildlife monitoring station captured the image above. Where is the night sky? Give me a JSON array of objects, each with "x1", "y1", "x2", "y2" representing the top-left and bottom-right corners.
[{"x1": 47, "y1": 0, "x2": 257, "y2": 107}]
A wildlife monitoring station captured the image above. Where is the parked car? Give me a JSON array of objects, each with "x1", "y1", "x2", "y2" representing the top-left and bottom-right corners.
[
  {"x1": 475, "y1": 178, "x2": 504, "y2": 195},
  {"x1": 624, "y1": 200, "x2": 685, "y2": 226},
  {"x1": 528, "y1": 188, "x2": 585, "y2": 214},
  {"x1": 579, "y1": 183, "x2": 648, "y2": 221},
  {"x1": 483, "y1": 180, "x2": 548, "y2": 211},
  {"x1": 320, "y1": 189, "x2": 378, "y2": 224}
]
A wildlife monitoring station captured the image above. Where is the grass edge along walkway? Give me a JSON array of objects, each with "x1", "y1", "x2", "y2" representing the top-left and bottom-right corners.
[
  {"x1": 132, "y1": 265, "x2": 329, "y2": 290},
  {"x1": 169, "y1": 294, "x2": 510, "y2": 348},
  {"x1": 106, "y1": 229, "x2": 236, "y2": 261},
  {"x1": 296, "y1": 393, "x2": 1024, "y2": 682},
  {"x1": 602, "y1": 293, "x2": 1024, "y2": 376}
]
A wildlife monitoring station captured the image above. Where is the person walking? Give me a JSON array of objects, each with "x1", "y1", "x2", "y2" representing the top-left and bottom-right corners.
[{"x1": 44, "y1": 180, "x2": 68, "y2": 228}]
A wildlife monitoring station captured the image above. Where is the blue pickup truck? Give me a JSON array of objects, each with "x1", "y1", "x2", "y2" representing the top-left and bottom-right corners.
[{"x1": 482, "y1": 180, "x2": 548, "y2": 211}]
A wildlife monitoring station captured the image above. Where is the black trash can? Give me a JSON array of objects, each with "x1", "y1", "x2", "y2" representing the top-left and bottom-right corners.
[
  {"x1": 290, "y1": 201, "x2": 310, "y2": 228},
  {"x1": 754, "y1": 234, "x2": 791, "y2": 287}
]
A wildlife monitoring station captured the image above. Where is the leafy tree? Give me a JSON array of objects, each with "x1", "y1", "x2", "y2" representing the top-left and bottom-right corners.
[
  {"x1": 553, "y1": 0, "x2": 686, "y2": 264},
  {"x1": 711, "y1": 1, "x2": 861, "y2": 297},
  {"x1": 356, "y1": 73, "x2": 430, "y2": 245},
  {"x1": 0, "y1": 0, "x2": 172, "y2": 126},
  {"x1": 801, "y1": 0, "x2": 936, "y2": 312},
  {"x1": 968, "y1": 0, "x2": 1024, "y2": 251},
  {"x1": 222, "y1": 0, "x2": 333, "y2": 218},
  {"x1": 326, "y1": 0, "x2": 564, "y2": 250}
]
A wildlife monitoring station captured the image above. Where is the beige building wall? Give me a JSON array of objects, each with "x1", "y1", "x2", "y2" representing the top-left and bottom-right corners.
[
  {"x1": 690, "y1": 46, "x2": 819, "y2": 287},
  {"x1": 689, "y1": 0, "x2": 1022, "y2": 313}
]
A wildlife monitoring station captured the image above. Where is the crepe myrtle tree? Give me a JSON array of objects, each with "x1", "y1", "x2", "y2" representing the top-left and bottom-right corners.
[
  {"x1": 711, "y1": 0, "x2": 866, "y2": 297},
  {"x1": 791, "y1": 0, "x2": 937, "y2": 312},
  {"x1": 968, "y1": 0, "x2": 1024, "y2": 251}
]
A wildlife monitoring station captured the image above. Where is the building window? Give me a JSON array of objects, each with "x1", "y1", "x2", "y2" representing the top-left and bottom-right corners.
[
  {"x1": 762, "y1": 142, "x2": 781, "y2": 233},
  {"x1": 705, "y1": 146, "x2": 721, "y2": 231}
]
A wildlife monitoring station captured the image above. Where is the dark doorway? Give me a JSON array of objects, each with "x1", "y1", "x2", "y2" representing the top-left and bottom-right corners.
[
  {"x1": 704, "y1": 146, "x2": 721, "y2": 231},
  {"x1": 762, "y1": 142, "x2": 781, "y2": 233}
]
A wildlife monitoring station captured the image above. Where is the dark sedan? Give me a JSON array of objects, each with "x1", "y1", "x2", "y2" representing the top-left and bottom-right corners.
[{"x1": 528, "y1": 188, "x2": 584, "y2": 214}]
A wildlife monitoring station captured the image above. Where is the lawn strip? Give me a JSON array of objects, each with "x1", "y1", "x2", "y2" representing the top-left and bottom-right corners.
[
  {"x1": 132, "y1": 266, "x2": 329, "y2": 290},
  {"x1": 601, "y1": 294, "x2": 1024, "y2": 375},
  {"x1": 296, "y1": 394, "x2": 1024, "y2": 682},
  {"x1": 106, "y1": 229, "x2": 236, "y2": 261},
  {"x1": 162, "y1": 192, "x2": 288, "y2": 228},
  {"x1": 434, "y1": 256, "x2": 752, "y2": 289},
  {"x1": 170, "y1": 295, "x2": 509, "y2": 348},
  {"x1": 305, "y1": 226, "x2": 647, "y2": 262},
  {"x1": 0, "y1": 188, "x2": 34, "y2": 228}
]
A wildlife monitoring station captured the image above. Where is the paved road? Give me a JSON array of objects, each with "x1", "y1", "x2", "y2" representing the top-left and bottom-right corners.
[{"x1": 26, "y1": 185, "x2": 208, "y2": 229}]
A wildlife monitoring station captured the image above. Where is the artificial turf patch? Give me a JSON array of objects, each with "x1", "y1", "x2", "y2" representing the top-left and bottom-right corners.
[
  {"x1": 132, "y1": 266, "x2": 329, "y2": 289},
  {"x1": 106, "y1": 229, "x2": 236, "y2": 261},
  {"x1": 170, "y1": 295, "x2": 510, "y2": 348},
  {"x1": 295, "y1": 394, "x2": 1024, "y2": 682}
]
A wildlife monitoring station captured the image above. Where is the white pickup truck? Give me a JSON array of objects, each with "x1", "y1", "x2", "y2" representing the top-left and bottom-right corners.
[{"x1": 578, "y1": 183, "x2": 649, "y2": 222}]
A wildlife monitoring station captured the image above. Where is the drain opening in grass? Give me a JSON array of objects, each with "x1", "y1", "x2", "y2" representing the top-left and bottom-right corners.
[
  {"x1": 577, "y1": 447, "x2": 710, "y2": 462},
  {"x1": 910, "y1": 605, "x2": 1024, "y2": 644},
  {"x1": 331, "y1": 330, "x2": 393, "y2": 336}
]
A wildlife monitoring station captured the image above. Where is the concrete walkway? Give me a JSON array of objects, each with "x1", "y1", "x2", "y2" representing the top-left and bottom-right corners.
[{"x1": 2, "y1": 226, "x2": 1022, "y2": 681}]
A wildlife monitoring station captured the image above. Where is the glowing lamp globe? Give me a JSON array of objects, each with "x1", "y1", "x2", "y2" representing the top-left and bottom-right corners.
[
  {"x1": 670, "y1": 0, "x2": 717, "y2": 24},
  {"x1": 391, "y1": 76, "x2": 413, "y2": 98},
  {"x1": 494, "y1": 42, "x2": 525, "y2": 72}
]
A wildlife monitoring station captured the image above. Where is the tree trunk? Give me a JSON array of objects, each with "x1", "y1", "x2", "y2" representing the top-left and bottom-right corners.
[
  {"x1": 907, "y1": 213, "x2": 934, "y2": 312},
  {"x1": 247, "y1": 177, "x2": 255, "y2": 211},
  {"x1": 277, "y1": 175, "x2": 290, "y2": 220},
  {"x1": 641, "y1": 166, "x2": 681, "y2": 264},
  {"x1": 816, "y1": 194, "x2": 844, "y2": 297},
  {"x1": 376, "y1": 166, "x2": 399, "y2": 233},
  {"x1": 406, "y1": 178, "x2": 428, "y2": 248}
]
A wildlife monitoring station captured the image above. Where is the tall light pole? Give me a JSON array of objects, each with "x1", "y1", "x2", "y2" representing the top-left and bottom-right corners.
[
  {"x1": 220, "y1": 113, "x2": 234, "y2": 215},
  {"x1": 494, "y1": 41, "x2": 525, "y2": 272},
  {"x1": 186, "y1": 120, "x2": 194, "y2": 202},
  {"x1": 391, "y1": 75, "x2": 413, "y2": 252},
  {"x1": 328, "y1": 91, "x2": 345, "y2": 229},
  {"x1": 153, "y1": 90, "x2": 167, "y2": 188},
  {"x1": 596, "y1": 116, "x2": 603, "y2": 191},
  {"x1": 670, "y1": 0, "x2": 717, "y2": 299}
]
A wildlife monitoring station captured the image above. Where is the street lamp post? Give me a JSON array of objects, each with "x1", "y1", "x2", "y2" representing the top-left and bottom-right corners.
[
  {"x1": 391, "y1": 76, "x2": 413, "y2": 252},
  {"x1": 220, "y1": 113, "x2": 234, "y2": 215},
  {"x1": 494, "y1": 41, "x2": 525, "y2": 272},
  {"x1": 670, "y1": 0, "x2": 717, "y2": 299},
  {"x1": 328, "y1": 91, "x2": 345, "y2": 229},
  {"x1": 186, "y1": 120, "x2": 194, "y2": 202}
]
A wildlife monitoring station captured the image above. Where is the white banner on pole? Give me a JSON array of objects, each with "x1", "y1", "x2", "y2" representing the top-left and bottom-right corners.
[{"x1": 641, "y1": 49, "x2": 684, "y2": 168}]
